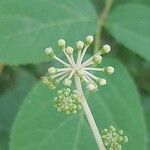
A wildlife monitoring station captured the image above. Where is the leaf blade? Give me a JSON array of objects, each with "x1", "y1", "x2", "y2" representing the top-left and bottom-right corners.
[
  {"x1": 0, "y1": 0, "x2": 97, "y2": 65},
  {"x1": 105, "y1": 4, "x2": 150, "y2": 61},
  {"x1": 0, "y1": 68, "x2": 36, "y2": 150},
  {"x1": 10, "y1": 58, "x2": 147, "y2": 150}
]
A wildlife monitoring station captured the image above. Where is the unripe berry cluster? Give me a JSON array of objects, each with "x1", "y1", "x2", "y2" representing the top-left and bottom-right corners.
[
  {"x1": 41, "y1": 76, "x2": 58, "y2": 89},
  {"x1": 42, "y1": 35, "x2": 114, "y2": 92},
  {"x1": 42, "y1": 35, "x2": 117, "y2": 149},
  {"x1": 42, "y1": 35, "x2": 114, "y2": 115},
  {"x1": 53, "y1": 88, "x2": 82, "y2": 115},
  {"x1": 101, "y1": 126, "x2": 128, "y2": 150}
]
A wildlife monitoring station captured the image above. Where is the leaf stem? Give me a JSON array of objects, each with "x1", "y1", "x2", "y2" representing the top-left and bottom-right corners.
[
  {"x1": 94, "y1": 0, "x2": 114, "y2": 53},
  {"x1": 74, "y1": 75, "x2": 106, "y2": 150},
  {"x1": 0, "y1": 64, "x2": 4, "y2": 75}
]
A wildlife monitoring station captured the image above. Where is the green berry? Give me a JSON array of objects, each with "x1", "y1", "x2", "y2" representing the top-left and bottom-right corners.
[
  {"x1": 105, "y1": 66, "x2": 114, "y2": 74},
  {"x1": 101, "y1": 126, "x2": 128, "y2": 150},
  {"x1": 100, "y1": 44, "x2": 111, "y2": 54},
  {"x1": 58, "y1": 39, "x2": 66, "y2": 48},
  {"x1": 53, "y1": 88, "x2": 82, "y2": 115},
  {"x1": 86, "y1": 35, "x2": 94, "y2": 45},
  {"x1": 76, "y1": 41, "x2": 84, "y2": 50},
  {"x1": 124, "y1": 136, "x2": 128, "y2": 143},
  {"x1": 45, "y1": 47, "x2": 55, "y2": 58},
  {"x1": 93, "y1": 54, "x2": 102, "y2": 64},
  {"x1": 63, "y1": 78, "x2": 72, "y2": 86}
]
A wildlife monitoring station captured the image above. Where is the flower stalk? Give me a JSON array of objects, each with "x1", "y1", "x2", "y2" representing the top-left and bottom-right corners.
[
  {"x1": 74, "y1": 75, "x2": 106, "y2": 150},
  {"x1": 42, "y1": 35, "x2": 120, "y2": 150}
]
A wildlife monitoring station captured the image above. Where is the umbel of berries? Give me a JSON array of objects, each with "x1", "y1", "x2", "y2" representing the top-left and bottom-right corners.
[
  {"x1": 101, "y1": 126, "x2": 128, "y2": 150},
  {"x1": 53, "y1": 88, "x2": 82, "y2": 115},
  {"x1": 42, "y1": 35, "x2": 114, "y2": 92},
  {"x1": 42, "y1": 35, "x2": 115, "y2": 150}
]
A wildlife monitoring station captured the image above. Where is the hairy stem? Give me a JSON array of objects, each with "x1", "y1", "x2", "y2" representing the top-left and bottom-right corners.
[
  {"x1": 94, "y1": 0, "x2": 114, "y2": 53},
  {"x1": 74, "y1": 75, "x2": 106, "y2": 150}
]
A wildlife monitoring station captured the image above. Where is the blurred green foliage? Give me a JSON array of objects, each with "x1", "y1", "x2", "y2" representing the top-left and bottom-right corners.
[
  {"x1": 0, "y1": 68, "x2": 36, "y2": 149},
  {"x1": 0, "y1": 0, "x2": 150, "y2": 150}
]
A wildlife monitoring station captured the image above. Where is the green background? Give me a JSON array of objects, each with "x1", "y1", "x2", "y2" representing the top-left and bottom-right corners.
[{"x1": 0, "y1": 0, "x2": 150, "y2": 150}]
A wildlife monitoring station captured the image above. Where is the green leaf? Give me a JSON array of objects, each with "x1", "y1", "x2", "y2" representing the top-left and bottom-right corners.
[
  {"x1": 0, "y1": 0, "x2": 97, "y2": 65},
  {"x1": 0, "y1": 68, "x2": 36, "y2": 150},
  {"x1": 105, "y1": 4, "x2": 150, "y2": 61},
  {"x1": 113, "y1": 0, "x2": 150, "y2": 6},
  {"x1": 9, "y1": 58, "x2": 147, "y2": 150}
]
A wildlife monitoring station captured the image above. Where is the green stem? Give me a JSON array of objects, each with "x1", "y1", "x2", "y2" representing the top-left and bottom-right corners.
[
  {"x1": 94, "y1": 0, "x2": 114, "y2": 54},
  {"x1": 74, "y1": 75, "x2": 106, "y2": 150}
]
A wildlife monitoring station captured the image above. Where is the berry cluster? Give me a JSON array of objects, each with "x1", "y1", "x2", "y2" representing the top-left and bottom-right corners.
[
  {"x1": 101, "y1": 126, "x2": 128, "y2": 150},
  {"x1": 41, "y1": 75, "x2": 58, "y2": 89},
  {"x1": 42, "y1": 35, "x2": 114, "y2": 92},
  {"x1": 53, "y1": 88, "x2": 82, "y2": 115}
]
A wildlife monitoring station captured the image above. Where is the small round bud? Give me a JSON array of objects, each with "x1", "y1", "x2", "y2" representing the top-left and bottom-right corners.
[
  {"x1": 57, "y1": 107, "x2": 62, "y2": 112},
  {"x1": 113, "y1": 132, "x2": 117, "y2": 136},
  {"x1": 119, "y1": 130, "x2": 124, "y2": 135},
  {"x1": 71, "y1": 94, "x2": 77, "y2": 100},
  {"x1": 53, "y1": 88, "x2": 81, "y2": 115},
  {"x1": 66, "y1": 88, "x2": 71, "y2": 93},
  {"x1": 119, "y1": 136, "x2": 123, "y2": 142},
  {"x1": 102, "y1": 129, "x2": 108, "y2": 134},
  {"x1": 73, "y1": 90, "x2": 77, "y2": 94},
  {"x1": 58, "y1": 39, "x2": 66, "y2": 48},
  {"x1": 76, "y1": 41, "x2": 84, "y2": 50},
  {"x1": 63, "y1": 78, "x2": 72, "y2": 86},
  {"x1": 42, "y1": 75, "x2": 58, "y2": 90},
  {"x1": 86, "y1": 35, "x2": 94, "y2": 45},
  {"x1": 72, "y1": 104, "x2": 77, "y2": 109},
  {"x1": 102, "y1": 135, "x2": 107, "y2": 139},
  {"x1": 102, "y1": 44, "x2": 111, "y2": 53},
  {"x1": 64, "y1": 91, "x2": 70, "y2": 96},
  {"x1": 58, "y1": 90, "x2": 63, "y2": 95},
  {"x1": 104, "y1": 141, "x2": 109, "y2": 146},
  {"x1": 48, "y1": 83, "x2": 57, "y2": 90},
  {"x1": 93, "y1": 54, "x2": 102, "y2": 64},
  {"x1": 109, "y1": 125, "x2": 115, "y2": 131},
  {"x1": 45, "y1": 47, "x2": 55, "y2": 58},
  {"x1": 65, "y1": 110, "x2": 71, "y2": 115},
  {"x1": 41, "y1": 77, "x2": 49, "y2": 85},
  {"x1": 66, "y1": 46, "x2": 74, "y2": 55},
  {"x1": 99, "y1": 78, "x2": 106, "y2": 85},
  {"x1": 87, "y1": 83, "x2": 97, "y2": 91},
  {"x1": 72, "y1": 110, "x2": 77, "y2": 115},
  {"x1": 48, "y1": 67, "x2": 57, "y2": 75},
  {"x1": 105, "y1": 66, "x2": 114, "y2": 74},
  {"x1": 123, "y1": 136, "x2": 128, "y2": 143},
  {"x1": 78, "y1": 105, "x2": 82, "y2": 110}
]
